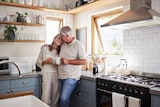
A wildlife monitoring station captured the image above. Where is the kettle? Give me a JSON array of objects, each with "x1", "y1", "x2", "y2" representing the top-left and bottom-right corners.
[{"x1": 93, "y1": 64, "x2": 98, "y2": 75}]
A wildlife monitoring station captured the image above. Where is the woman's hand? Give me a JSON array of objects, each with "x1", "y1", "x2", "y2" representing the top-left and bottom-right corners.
[{"x1": 42, "y1": 57, "x2": 53, "y2": 65}]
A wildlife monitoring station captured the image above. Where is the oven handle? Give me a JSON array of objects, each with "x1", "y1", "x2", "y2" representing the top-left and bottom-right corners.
[
  {"x1": 97, "y1": 88, "x2": 112, "y2": 94},
  {"x1": 97, "y1": 88, "x2": 141, "y2": 103}
]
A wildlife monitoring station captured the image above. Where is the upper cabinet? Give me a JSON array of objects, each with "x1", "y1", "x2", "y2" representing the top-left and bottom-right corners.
[{"x1": 0, "y1": 0, "x2": 128, "y2": 14}]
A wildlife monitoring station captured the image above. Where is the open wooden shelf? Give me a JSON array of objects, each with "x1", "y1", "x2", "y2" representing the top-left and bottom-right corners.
[
  {"x1": 0, "y1": 0, "x2": 129, "y2": 14},
  {"x1": 68, "y1": 0, "x2": 129, "y2": 14},
  {"x1": 0, "y1": 21, "x2": 45, "y2": 26},
  {"x1": 0, "y1": 39, "x2": 45, "y2": 42},
  {"x1": 0, "y1": 2, "x2": 68, "y2": 14}
]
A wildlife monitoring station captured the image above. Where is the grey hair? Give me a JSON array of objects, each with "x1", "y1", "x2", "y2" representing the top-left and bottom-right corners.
[{"x1": 60, "y1": 26, "x2": 72, "y2": 36}]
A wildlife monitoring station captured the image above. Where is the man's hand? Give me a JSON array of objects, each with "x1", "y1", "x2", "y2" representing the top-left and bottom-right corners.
[
  {"x1": 61, "y1": 57, "x2": 69, "y2": 64},
  {"x1": 61, "y1": 57, "x2": 87, "y2": 65}
]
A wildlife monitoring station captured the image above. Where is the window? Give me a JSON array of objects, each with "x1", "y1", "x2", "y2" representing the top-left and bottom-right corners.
[
  {"x1": 46, "y1": 17, "x2": 63, "y2": 44},
  {"x1": 91, "y1": 8, "x2": 123, "y2": 55}
]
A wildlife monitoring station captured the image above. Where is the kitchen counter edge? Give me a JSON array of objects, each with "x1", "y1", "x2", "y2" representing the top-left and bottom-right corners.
[
  {"x1": 0, "y1": 71, "x2": 97, "y2": 81},
  {"x1": 0, "y1": 72, "x2": 42, "y2": 81}
]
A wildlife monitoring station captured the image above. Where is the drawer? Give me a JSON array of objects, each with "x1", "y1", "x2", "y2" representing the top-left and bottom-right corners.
[
  {"x1": 0, "y1": 80, "x2": 10, "y2": 90},
  {"x1": 11, "y1": 86, "x2": 41, "y2": 98},
  {"x1": 0, "y1": 89, "x2": 10, "y2": 94},
  {"x1": 11, "y1": 77, "x2": 40, "y2": 88}
]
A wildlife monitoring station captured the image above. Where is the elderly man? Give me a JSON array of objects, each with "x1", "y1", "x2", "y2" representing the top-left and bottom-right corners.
[{"x1": 58, "y1": 26, "x2": 87, "y2": 107}]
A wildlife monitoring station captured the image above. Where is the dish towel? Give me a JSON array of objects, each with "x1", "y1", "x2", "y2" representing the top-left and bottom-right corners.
[
  {"x1": 128, "y1": 96, "x2": 141, "y2": 107},
  {"x1": 112, "y1": 92, "x2": 126, "y2": 107}
]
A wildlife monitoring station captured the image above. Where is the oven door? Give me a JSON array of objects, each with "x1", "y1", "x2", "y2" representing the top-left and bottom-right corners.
[{"x1": 97, "y1": 88, "x2": 112, "y2": 107}]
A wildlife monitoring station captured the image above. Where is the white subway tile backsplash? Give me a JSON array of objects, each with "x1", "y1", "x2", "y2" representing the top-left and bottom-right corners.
[{"x1": 124, "y1": 25, "x2": 160, "y2": 74}]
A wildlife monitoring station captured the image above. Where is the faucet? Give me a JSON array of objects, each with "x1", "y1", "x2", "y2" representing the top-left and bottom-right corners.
[{"x1": 0, "y1": 60, "x2": 22, "y2": 77}]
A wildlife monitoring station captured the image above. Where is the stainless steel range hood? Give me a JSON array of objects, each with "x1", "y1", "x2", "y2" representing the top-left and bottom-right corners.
[{"x1": 101, "y1": 0, "x2": 160, "y2": 29}]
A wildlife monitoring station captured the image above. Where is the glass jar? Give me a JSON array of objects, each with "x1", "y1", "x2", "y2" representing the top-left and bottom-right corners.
[
  {"x1": 17, "y1": 0, "x2": 24, "y2": 4},
  {"x1": 25, "y1": 0, "x2": 32, "y2": 5},
  {"x1": 32, "y1": 0, "x2": 38, "y2": 6},
  {"x1": 10, "y1": 0, "x2": 17, "y2": 3}
]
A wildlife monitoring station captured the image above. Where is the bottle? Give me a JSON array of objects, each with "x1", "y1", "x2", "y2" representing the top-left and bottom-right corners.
[{"x1": 93, "y1": 63, "x2": 98, "y2": 75}]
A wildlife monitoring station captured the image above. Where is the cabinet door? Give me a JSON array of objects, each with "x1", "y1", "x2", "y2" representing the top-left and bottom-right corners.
[
  {"x1": 151, "y1": 95, "x2": 160, "y2": 107},
  {"x1": 70, "y1": 78, "x2": 96, "y2": 107},
  {"x1": 0, "y1": 80, "x2": 10, "y2": 94},
  {"x1": 10, "y1": 77, "x2": 41, "y2": 98},
  {"x1": 11, "y1": 86, "x2": 41, "y2": 98}
]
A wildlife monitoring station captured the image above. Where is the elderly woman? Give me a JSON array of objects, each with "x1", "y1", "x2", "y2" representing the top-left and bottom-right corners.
[{"x1": 36, "y1": 34, "x2": 62, "y2": 107}]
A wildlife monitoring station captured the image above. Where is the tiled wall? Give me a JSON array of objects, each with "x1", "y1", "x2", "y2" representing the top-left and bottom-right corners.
[
  {"x1": 123, "y1": 25, "x2": 160, "y2": 73},
  {"x1": 122, "y1": 0, "x2": 160, "y2": 74}
]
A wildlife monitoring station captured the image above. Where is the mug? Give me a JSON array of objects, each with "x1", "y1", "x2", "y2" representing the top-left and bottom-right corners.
[
  {"x1": 4, "y1": 16, "x2": 10, "y2": 22},
  {"x1": 55, "y1": 57, "x2": 61, "y2": 65}
]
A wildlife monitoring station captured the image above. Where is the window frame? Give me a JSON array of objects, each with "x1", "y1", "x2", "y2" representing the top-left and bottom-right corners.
[
  {"x1": 46, "y1": 16, "x2": 63, "y2": 44},
  {"x1": 91, "y1": 8, "x2": 123, "y2": 54}
]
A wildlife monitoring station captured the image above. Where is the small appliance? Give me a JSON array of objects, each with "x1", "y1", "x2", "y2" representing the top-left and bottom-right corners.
[{"x1": 0, "y1": 57, "x2": 10, "y2": 75}]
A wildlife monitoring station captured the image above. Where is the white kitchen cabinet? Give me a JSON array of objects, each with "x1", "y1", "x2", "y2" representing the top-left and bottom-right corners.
[
  {"x1": 70, "y1": 77, "x2": 96, "y2": 107},
  {"x1": 0, "y1": 76, "x2": 42, "y2": 98}
]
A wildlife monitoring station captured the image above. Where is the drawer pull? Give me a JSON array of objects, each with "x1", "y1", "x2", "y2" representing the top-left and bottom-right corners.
[
  {"x1": 10, "y1": 89, "x2": 15, "y2": 93},
  {"x1": 77, "y1": 92, "x2": 81, "y2": 96},
  {"x1": 7, "y1": 90, "x2": 11, "y2": 93},
  {"x1": 23, "y1": 81, "x2": 29, "y2": 85}
]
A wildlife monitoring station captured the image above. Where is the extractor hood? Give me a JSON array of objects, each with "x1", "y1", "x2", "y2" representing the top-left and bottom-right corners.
[{"x1": 101, "y1": 0, "x2": 160, "y2": 29}]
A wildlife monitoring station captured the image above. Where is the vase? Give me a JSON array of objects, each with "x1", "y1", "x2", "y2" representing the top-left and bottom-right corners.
[
  {"x1": 25, "y1": 16, "x2": 31, "y2": 23},
  {"x1": 8, "y1": 30, "x2": 15, "y2": 41}
]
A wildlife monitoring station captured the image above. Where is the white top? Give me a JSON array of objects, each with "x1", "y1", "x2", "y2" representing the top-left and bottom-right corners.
[
  {"x1": 58, "y1": 38, "x2": 86, "y2": 80},
  {"x1": 36, "y1": 46, "x2": 58, "y2": 73}
]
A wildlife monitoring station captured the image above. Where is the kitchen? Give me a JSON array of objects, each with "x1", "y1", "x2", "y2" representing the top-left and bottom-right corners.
[{"x1": 0, "y1": 0, "x2": 160, "y2": 107}]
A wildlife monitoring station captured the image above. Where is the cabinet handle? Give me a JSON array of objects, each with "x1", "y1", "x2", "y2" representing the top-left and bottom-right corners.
[
  {"x1": 23, "y1": 81, "x2": 29, "y2": 85},
  {"x1": 78, "y1": 81, "x2": 80, "y2": 84},
  {"x1": 77, "y1": 92, "x2": 81, "y2": 96},
  {"x1": 7, "y1": 90, "x2": 11, "y2": 93},
  {"x1": 10, "y1": 90, "x2": 15, "y2": 93}
]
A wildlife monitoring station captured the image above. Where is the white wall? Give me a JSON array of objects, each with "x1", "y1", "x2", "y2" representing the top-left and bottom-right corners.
[
  {"x1": 124, "y1": 25, "x2": 160, "y2": 74},
  {"x1": 0, "y1": 5, "x2": 74, "y2": 58},
  {"x1": 74, "y1": 0, "x2": 160, "y2": 74}
]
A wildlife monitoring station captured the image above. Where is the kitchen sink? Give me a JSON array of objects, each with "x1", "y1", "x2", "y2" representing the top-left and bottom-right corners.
[{"x1": 0, "y1": 95, "x2": 50, "y2": 107}]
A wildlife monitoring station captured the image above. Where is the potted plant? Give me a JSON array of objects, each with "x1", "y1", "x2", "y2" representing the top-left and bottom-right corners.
[
  {"x1": 16, "y1": 12, "x2": 28, "y2": 23},
  {"x1": 4, "y1": 25, "x2": 17, "y2": 41}
]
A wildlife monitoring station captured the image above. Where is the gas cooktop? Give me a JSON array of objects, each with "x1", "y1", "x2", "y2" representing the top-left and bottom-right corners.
[{"x1": 100, "y1": 74, "x2": 160, "y2": 87}]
